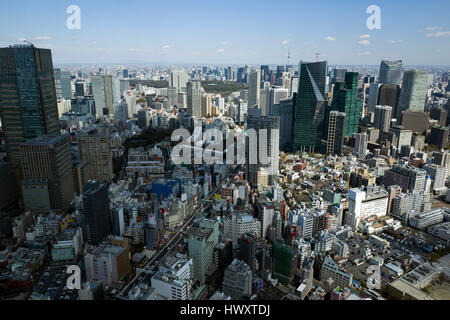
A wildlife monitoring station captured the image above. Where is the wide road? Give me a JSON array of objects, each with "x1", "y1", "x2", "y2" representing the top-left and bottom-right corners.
[{"x1": 118, "y1": 165, "x2": 236, "y2": 298}]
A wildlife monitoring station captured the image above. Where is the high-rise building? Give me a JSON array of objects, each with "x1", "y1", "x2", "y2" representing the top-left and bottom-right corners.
[
  {"x1": 54, "y1": 68, "x2": 72, "y2": 100},
  {"x1": 0, "y1": 162, "x2": 19, "y2": 210},
  {"x1": 222, "y1": 259, "x2": 252, "y2": 299},
  {"x1": 378, "y1": 84, "x2": 401, "y2": 118},
  {"x1": 186, "y1": 80, "x2": 202, "y2": 117},
  {"x1": 246, "y1": 114, "x2": 280, "y2": 186},
  {"x1": 92, "y1": 75, "x2": 115, "y2": 114},
  {"x1": 81, "y1": 181, "x2": 111, "y2": 245},
  {"x1": 354, "y1": 132, "x2": 368, "y2": 159},
  {"x1": 397, "y1": 70, "x2": 428, "y2": 118},
  {"x1": 248, "y1": 70, "x2": 260, "y2": 108},
  {"x1": 374, "y1": 105, "x2": 392, "y2": 133},
  {"x1": 272, "y1": 240, "x2": 296, "y2": 285},
  {"x1": 326, "y1": 111, "x2": 346, "y2": 155},
  {"x1": 260, "y1": 65, "x2": 270, "y2": 82},
  {"x1": 328, "y1": 72, "x2": 362, "y2": 137},
  {"x1": 201, "y1": 94, "x2": 212, "y2": 117},
  {"x1": 266, "y1": 86, "x2": 289, "y2": 116},
  {"x1": 429, "y1": 107, "x2": 448, "y2": 127},
  {"x1": 429, "y1": 125, "x2": 449, "y2": 150},
  {"x1": 383, "y1": 164, "x2": 426, "y2": 193},
  {"x1": 170, "y1": 70, "x2": 189, "y2": 93},
  {"x1": 20, "y1": 134, "x2": 74, "y2": 212},
  {"x1": 0, "y1": 45, "x2": 60, "y2": 174},
  {"x1": 75, "y1": 80, "x2": 86, "y2": 97},
  {"x1": 379, "y1": 60, "x2": 403, "y2": 85},
  {"x1": 79, "y1": 133, "x2": 113, "y2": 183},
  {"x1": 293, "y1": 61, "x2": 328, "y2": 152},
  {"x1": 137, "y1": 108, "x2": 150, "y2": 129},
  {"x1": 187, "y1": 219, "x2": 219, "y2": 284},
  {"x1": 71, "y1": 97, "x2": 96, "y2": 117},
  {"x1": 238, "y1": 234, "x2": 257, "y2": 274}
]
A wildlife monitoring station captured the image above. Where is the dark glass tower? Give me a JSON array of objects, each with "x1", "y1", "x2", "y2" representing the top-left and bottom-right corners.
[
  {"x1": 293, "y1": 61, "x2": 328, "y2": 152},
  {"x1": 0, "y1": 44, "x2": 60, "y2": 174},
  {"x1": 81, "y1": 181, "x2": 111, "y2": 245}
]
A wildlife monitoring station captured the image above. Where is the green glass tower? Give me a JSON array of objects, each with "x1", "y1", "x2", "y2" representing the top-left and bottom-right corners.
[
  {"x1": 272, "y1": 240, "x2": 296, "y2": 285},
  {"x1": 326, "y1": 72, "x2": 362, "y2": 138},
  {"x1": 293, "y1": 61, "x2": 328, "y2": 153},
  {"x1": 0, "y1": 44, "x2": 60, "y2": 173}
]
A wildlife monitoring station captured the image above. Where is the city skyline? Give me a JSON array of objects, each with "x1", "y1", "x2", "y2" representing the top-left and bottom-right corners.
[{"x1": 1, "y1": 0, "x2": 450, "y2": 65}]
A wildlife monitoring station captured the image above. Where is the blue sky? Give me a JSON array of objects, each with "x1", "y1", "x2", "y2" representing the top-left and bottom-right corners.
[{"x1": 0, "y1": 0, "x2": 449, "y2": 65}]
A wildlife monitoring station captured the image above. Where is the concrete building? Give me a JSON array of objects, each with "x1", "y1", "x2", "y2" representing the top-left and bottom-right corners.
[
  {"x1": 222, "y1": 259, "x2": 252, "y2": 299},
  {"x1": 223, "y1": 213, "x2": 261, "y2": 244},
  {"x1": 20, "y1": 135, "x2": 74, "y2": 212},
  {"x1": 79, "y1": 133, "x2": 114, "y2": 183},
  {"x1": 84, "y1": 244, "x2": 131, "y2": 286}
]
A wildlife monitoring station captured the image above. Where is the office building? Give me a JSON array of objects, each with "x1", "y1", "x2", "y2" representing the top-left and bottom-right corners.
[
  {"x1": 246, "y1": 114, "x2": 280, "y2": 186},
  {"x1": 170, "y1": 70, "x2": 189, "y2": 93},
  {"x1": 429, "y1": 126, "x2": 448, "y2": 150},
  {"x1": 79, "y1": 133, "x2": 114, "y2": 182},
  {"x1": 137, "y1": 108, "x2": 150, "y2": 129},
  {"x1": 222, "y1": 259, "x2": 252, "y2": 299},
  {"x1": 383, "y1": 164, "x2": 426, "y2": 193},
  {"x1": 379, "y1": 60, "x2": 403, "y2": 85},
  {"x1": 0, "y1": 162, "x2": 19, "y2": 210},
  {"x1": 54, "y1": 68, "x2": 72, "y2": 100},
  {"x1": 223, "y1": 212, "x2": 261, "y2": 244},
  {"x1": 92, "y1": 75, "x2": 115, "y2": 114},
  {"x1": 266, "y1": 86, "x2": 289, "y2": 116},
  {"x1": 346, "y1": 187, "x2": 389, "y2": 230},
  {"x1": 293, "y1": 61, "x2": 328, "y2": 152},
  {"x1": 186, "y1": 80, "x2": 202, "y2": 117},
  {"x1": 321, "y1": 255, "x2": 353, "y2": 289},
  {"x1": 81, "y1": 181, "x2": 111, "y2": 245},
  {"x1": 397, "y1": 70, "x2": 428, "y2": 118},
  {"x1": 423, "y1": 164, "x2": 447, "y2": 192},
  {"x1": 238, "y1": 234, "x2": 257, "y2": 274},
  {"x1": 20, "y1": 134, "x2": 74, "y2": 212},
  {"x1": 326, "y1": 111, "x2": 345, "y2": 155},
  {"x1": 429, "y1": 107, "x2": 448, "y2": 127},
  {"x1": 0, "y1": 45, "x2": 60, "y2": 174},
  {"x1": 71, "y1": 97, "x2": 96, "y2": 117},
  {"x1": 389, "y1": 126, "x2": 413, "y2": 149},
  {"x1": 248, "y1": 70, "x2": 260, "y2": 108},
  {"x1": 374, "y1": 105, "x2": 392, "y2": 133},
  {"x1": 272, "y1": 240, "x2": 296, "y2": 285},
  {"x1": 329, "y1": 72, "x2": 362, "y2": 137},
  {"x1": 84, "y1": 244, "x2": 131, "y2": 286},
  {"x1": 401, "y1": 112, "x2": 429, "y2": 134},
  {"x1": 377, "y1": 84, "x2": 401, "y2": 118},
  {"x1": 187, "y1": 219, "x2": 219, "y2": 284},
  {"x1": 409, "y1": 209, "x2": 444, "y2": 229}
]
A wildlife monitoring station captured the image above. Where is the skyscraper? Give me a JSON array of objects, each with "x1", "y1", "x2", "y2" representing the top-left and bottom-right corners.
[
  {"x1": 379, "y1": 60, "x2": 403, "y2": 85},
  {"x1": 92, "y1": 75, "x2": 114, "y2": 114},
  {"x1": 54, "y1": 68, "x2": 72, "y2": 100},
  {"x1": 377, "y1": 84, "x2": 401, "y2": 118},
  {"x1": 266, "y1": 86, "x2": 289, "y2": 116},
  {"x1": 20, "y1": 134, "x2": 74, "y2": 212},
  {"x1": 246, "y1": 114, "x2": 280, "y2": 186},
  {"x1": 170, "y1": 70, "x2": 189, "y2": 93},
  {"x1": 79, "y1": 133, "x2": 114, "y2": 183},
  {"x1": 186, "y1": 80, "x2": 202, "y2": 117},
  {"x1": 0, "y1": 44, "x2": 60, "y2": 176},
  {"x1": 293, "y1": 61, "x2": 328, "y2": 152},
  {"x1": 248, "y1": 70, "x2": 260, "y2": 108},
  {"x1": 374, "y1": 105, "x2": 393, "y2": 133},
  {"x1": 238, "y1": 234, "x2": 257, "y2": 274},
  {"x1": 326, "y1": 111, "x2": 346, "y2": 155},
  {"x1": 81, "y1": 181, "x2": 111, "y2": 245},
  {"x1": 328, "y1": 72, "x2": 362, "y2": 138},
  {"x1": 397, "y1": 70, "x2": 428, "y2": 118}
]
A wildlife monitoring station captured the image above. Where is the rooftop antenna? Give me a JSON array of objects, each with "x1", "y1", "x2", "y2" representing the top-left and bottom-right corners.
[
  {"x1": 23, "y1": 40, "x2": 35, "y2": 47},
  {"x1": 287, "y1": 47, "x2": 291, "y2": 66},
  {"x1": 315, "y1": 53, "x2": 320, "y2": 62}
]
